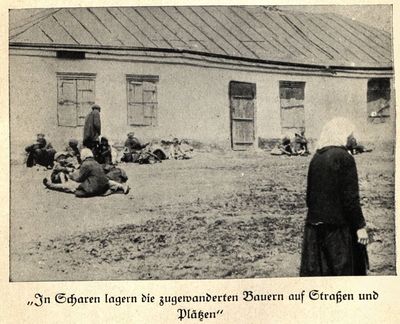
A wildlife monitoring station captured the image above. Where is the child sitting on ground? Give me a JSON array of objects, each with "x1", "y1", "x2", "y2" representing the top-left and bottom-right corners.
[
  {"x1": 50, "y1": 152, "x2": 76, "y2": 184},
  {"x1": 65, "y1": 139, "x2": 81, "y2": 165},
  {"x1": 94, "y1": 136, "x2": 112, "y2": 165}
]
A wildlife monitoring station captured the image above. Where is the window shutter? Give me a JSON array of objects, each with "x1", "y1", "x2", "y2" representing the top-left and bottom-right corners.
[
  {"x1": 129, "y1": 104, "x2": 145, "y2": 125},
  {"x1": 128, "y1": 82, "x2": 145, "y2": 125},
  {"x1": 279, "y1": 81, "x2": 306, "y2": 132},
  {"x1": 57, "y1": 79, "x2": 77, "y2": 127},
  {"x1": 76, "y1": 79, "x2": 95, "y2": 126},
  {"x1": 127, "y1": 77, "x2": 158, "y2": 126}
]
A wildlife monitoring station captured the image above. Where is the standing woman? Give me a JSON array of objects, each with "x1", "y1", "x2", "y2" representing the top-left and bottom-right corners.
[{"x1": 300, "y1": 117, "x2": 369, "y2": 276}]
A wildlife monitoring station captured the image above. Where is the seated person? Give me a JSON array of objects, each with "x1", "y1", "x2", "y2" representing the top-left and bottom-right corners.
[
  {"x1": 25, "y1": 133, "x2": 56, "y2": 168},
  {"x1": 50, "y1": 152, "x2": 76, "y2": 184},
  {"x1": 346, "y1": 133, "x2": 372, "y2": 155},
  {"x1": 292, "y1": 131, "x2": 309, "y2": 156},
  {"x1": 93, "y1": 136, "x2": 112, "y2": 165},
  {"x1": 43, "y1": 149, "x2": 128, "y2": 197},
  {"x1": 65, "y1": 139, "x2": 81, "y2": 164},
  {"x1": 103, "y1": 164, "x2": 130, "y2": 195},
  {"x1": 270, "y1": 136, "x2": 293, "y2": 156},
  {"x1": 121, "y1": 132, "x2": 148, "y2": 162}
]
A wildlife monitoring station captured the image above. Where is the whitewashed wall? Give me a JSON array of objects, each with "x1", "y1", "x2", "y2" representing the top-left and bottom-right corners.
[{"x1": 9, "y1": 51, "x2": 394, "y2": 160}]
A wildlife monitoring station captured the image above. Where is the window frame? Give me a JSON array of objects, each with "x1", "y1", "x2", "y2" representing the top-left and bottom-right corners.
[
  {"x1": 56, "y1": 72, "x2": 96, "y2": 127},
  {"x1": 367, "y1": 78, "x2": 391, "y2": 123},
  {"x1": 279, "y1": 80, "x2": 306, "y2": 134},
  {"x1": 126, "y1": 75, "x2": 159, "y2": 127}
]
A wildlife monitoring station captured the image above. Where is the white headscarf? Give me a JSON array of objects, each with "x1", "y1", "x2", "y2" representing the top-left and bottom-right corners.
[
  {"x1": 80, "y1": 148, "x2": 94, "y2": 162},
  {"x1": 317, "y1": 117, "x2": 355, "y2": 149}
]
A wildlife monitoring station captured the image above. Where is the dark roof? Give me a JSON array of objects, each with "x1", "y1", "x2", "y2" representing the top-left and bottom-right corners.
[{"x1": 9, "y1": 6, "x2": 393, "y2": 69}]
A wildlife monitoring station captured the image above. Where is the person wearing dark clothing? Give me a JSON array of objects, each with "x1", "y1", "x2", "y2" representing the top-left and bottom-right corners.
[
  {"x1": 65, "y1": 139, "x2": 81, "y2": 164},
  {"x1": 43, "y1": 149, "x2": 109, "y2": 197},
  {"x1": 103, "y1": 164, "x2": 128, "y2": 184},
  {"x1": 293, "y1": 131, "x2": 309, "y2": 156},
  {"x1": 50, "y1": 152, "x2": 76, "y2": 184},
  {"x1": 83, "y1": 104, "x2": 101, "y2": 150},
  {"x1": 300, "y1": 118, "x2": 369, "y2": 277},
  {"x1": 346, "y1": 133, "x2": 372, "y2": 155},
  {"x1": 121, "y1": 132, "x2": 147, "y2": 162},
  {"x1": 102, "y1": 164, "x2": 130, "y2": 195},
  {"x1": 25, "y1": 134, "x2": 56, "y2": 168},
  {"x1": 93, "y1": 136, "x2": 112, "y2": 165},
  {"x1": 70, "y1": 153, "x2": 109, "y2": 198}
]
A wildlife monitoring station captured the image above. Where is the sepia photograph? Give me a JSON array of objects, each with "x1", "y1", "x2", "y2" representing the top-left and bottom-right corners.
[{"x1": 8, "y1": 4, "x2": 395, "y2": 282}]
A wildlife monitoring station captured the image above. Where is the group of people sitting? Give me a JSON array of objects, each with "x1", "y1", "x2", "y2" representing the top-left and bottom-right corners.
[
  {"x1": 24, "y1": 104, "x2": 195, "y2": 198},
  {"x1": 270, "y1": 130, "x2": 372, "y2": 157},
  {"x1": 42, "y1": 147, "x2": 129, "y2": 198},
  {"x1": 271, "y1": 131, "x2": 310, "y2": 156},
  {"x1": 24, "y1": 133, "x2": 129, "y2": 197},
  {"x1": 25, "y1": 132, "x2": 193, "y2": 198}
]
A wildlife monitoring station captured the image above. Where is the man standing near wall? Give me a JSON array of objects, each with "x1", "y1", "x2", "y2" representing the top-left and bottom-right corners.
[{"x1": 83, "y1": 104, "x2": 101, "y2": 151}]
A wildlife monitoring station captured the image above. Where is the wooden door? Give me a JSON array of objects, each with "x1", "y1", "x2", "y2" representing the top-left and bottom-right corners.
[{"x1": 229, "y1": 81, "x2": 256, "y2": 150}]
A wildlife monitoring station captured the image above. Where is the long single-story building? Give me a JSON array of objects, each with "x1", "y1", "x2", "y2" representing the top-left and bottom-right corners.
[{"x1": 9, "y1": 6, "x2": 394, "y2": 157}]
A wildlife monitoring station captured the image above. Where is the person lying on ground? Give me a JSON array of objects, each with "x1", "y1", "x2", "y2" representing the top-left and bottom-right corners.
[
  {"x1": 50, "y1": 152, "x2": 76, "y2": 184},
  {"x1": 177, "y1": 139, "x2": 194, "y2": 159},
  {"x1": 346, "y1": 133, "x2": 373, "y2": 155},
  {"x1": 136, "y1": 141, "x2": 167, "y2": 164},
  {"x1": 25, "y1": 133, "x2": 56, "y2": 169},
  {"x1": 43, "y1": 149, "x2": 129, "y2": 197},
  {"x1": 270, "y1": 136, "x2": 293, "y2": 156}
]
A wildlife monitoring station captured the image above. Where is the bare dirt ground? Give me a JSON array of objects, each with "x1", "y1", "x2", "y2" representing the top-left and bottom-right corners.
[{"x1": 10, "y1": 147, "x2": 395, "y2": 281}]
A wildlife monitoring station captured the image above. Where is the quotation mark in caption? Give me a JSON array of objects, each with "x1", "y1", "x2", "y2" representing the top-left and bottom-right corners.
[{"x1": 27, "y1": 293, "x2": 50, "y2": 307}]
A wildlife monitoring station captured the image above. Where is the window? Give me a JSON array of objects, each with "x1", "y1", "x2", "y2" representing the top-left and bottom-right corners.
[
  {"x1": 127, "y1": 75, "x2": 159, "y2": 126},
  {"x1": 367, "y1": 78, "x2": 391, "y2": 123},
  {"x1": 279, "y1": 81, "x2": 306, "y2": 134},
  {"x1": 57, "y1": 73, "x2": 96, "y2": 127},
  {"x1": 56, "y1": 51, "x2": 86, "y2": 59}
]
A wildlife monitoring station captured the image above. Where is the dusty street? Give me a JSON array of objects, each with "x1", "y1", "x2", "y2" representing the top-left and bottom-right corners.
[{"x1": 10, "y1": 147, "x2": 395, "y2": 281}]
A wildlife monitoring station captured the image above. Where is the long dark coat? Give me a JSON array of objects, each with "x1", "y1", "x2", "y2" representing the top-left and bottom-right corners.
[
  {"x1": 306, "y1": 146, "x2": 365, "y2": 229},
  {"x1": 83, "y1": 110, "x2": 101, "y2": 144},
  {"x1": 300, "y1": 146, "x2": 368, "y2": 276},
  {"x1": 70, "y1": 157, "x2": 109, "y2": 197}
]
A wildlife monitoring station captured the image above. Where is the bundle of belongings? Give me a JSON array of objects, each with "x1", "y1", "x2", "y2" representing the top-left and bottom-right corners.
[
  {"x1": 120, "y1": 133, "x2": 193, "y2": 164},
  {"x1": 270, "y1": 131, "x2": 309, "y2": 156},
  {"x1": 136, "y1": 141, "x2": 168, "y2": 164},
  {"x1": 161, "y1": 137, "x2": 193, "y2": 160}
]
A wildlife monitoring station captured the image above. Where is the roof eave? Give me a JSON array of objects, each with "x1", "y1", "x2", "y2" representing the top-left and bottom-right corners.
[{"x1": 9, "y1": 42, "x2": 394, "y2": 71}]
